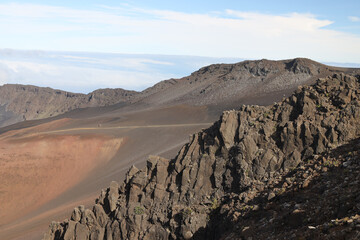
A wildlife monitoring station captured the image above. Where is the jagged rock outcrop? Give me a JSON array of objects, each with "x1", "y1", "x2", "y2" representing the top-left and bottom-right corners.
[
  {"x1": 220, "y1": 138, "x2": 360, "y2": 240},
  {"x1": 44, "y1": 73, "x2": 360, "y2": 239}
]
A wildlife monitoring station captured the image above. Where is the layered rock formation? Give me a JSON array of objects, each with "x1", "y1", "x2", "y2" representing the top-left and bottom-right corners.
[{"x1": 44, "y1": 72, "x2": 360, "y2": 239}]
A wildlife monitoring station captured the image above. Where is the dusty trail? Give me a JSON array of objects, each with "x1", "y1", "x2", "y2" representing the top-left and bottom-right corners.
[
  {"x1": 0, "y1": 122, "x2": 212, "y2": 139},
  {"x1": 42, "y1": 122, "x2": 212, "y2": 134}
]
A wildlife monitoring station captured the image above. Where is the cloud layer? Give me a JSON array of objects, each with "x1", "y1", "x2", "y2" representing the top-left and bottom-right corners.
[
  {"x1": 349, "y1": 16, "x2": 360, "y2": 22},
  {"x1": 0, "y1": 49, "x2": 242, "y2": 93}
]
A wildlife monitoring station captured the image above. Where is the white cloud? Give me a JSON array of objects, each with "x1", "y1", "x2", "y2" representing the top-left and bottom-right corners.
[
  {"x1": 349, "y1": 16, "x2": 360, "y2": 22},
  {"x1": 0, "y1": 60, "x2": 58, "y2": 74},
  {"x1": 0, "y1": 3, "x2": 358, "y2": 63},
  {"x1": 0, "y1": 66, "x2": 8, "y2": 85},
  {"x1": 0, "y1": 50, "x2": 244, "y2": 93},
  {"x1": 0, "y1": 58, "x2": 174, "y2": 93},
  {"x1": 0, "y1": 48, "x2": 249, "y2": 93}
]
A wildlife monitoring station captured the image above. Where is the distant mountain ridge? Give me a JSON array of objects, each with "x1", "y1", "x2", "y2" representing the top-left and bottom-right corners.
[
  {"x1": 0, "y1": 84, "x2": 138, "y2": 127},
  {"x1": 1, "y1": 58, "x2": 359, "y2": 128}
]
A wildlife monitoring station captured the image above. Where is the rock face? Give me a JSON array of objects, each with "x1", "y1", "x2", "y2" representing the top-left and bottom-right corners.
[
  {"x1": 221, "y1": 138, "x2": 360, "y2": 240},
  {"x1": 44, "y1": 73, "x2": 360, "y2": 239},
  {"x1": 0, "y1": 85, "x2": 138, "y2": 127}
]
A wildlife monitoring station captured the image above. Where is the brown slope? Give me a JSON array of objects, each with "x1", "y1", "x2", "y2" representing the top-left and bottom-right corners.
[
  {"x1": 0, "y1": 128, "x2": 123, "y2": 226},
  {"x1": 43, "y1": 73, "x2": 360, "y2": 239}
]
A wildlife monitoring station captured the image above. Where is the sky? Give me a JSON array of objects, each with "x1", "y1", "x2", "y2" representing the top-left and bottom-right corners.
[{"x1": 0, "y1": 0, "x2": 359, "y2": 92}]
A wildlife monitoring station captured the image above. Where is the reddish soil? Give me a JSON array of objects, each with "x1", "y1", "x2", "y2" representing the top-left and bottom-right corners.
[{"x1": 0, "y1": 126, "x2": 122, "y2": 226}]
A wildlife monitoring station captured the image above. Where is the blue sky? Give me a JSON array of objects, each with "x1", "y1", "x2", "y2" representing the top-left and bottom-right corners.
[{"x1": 0, "y1": 1, "x2": 359, "y2": 92}]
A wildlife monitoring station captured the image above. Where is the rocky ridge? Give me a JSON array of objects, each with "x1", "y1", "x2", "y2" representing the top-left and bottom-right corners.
[
  {"x1": 44, "y1": 72, "x2": 360, "y2": 239},
  {"x1": 135, "y1": 58, "x2": 351, "y2": 108}
]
